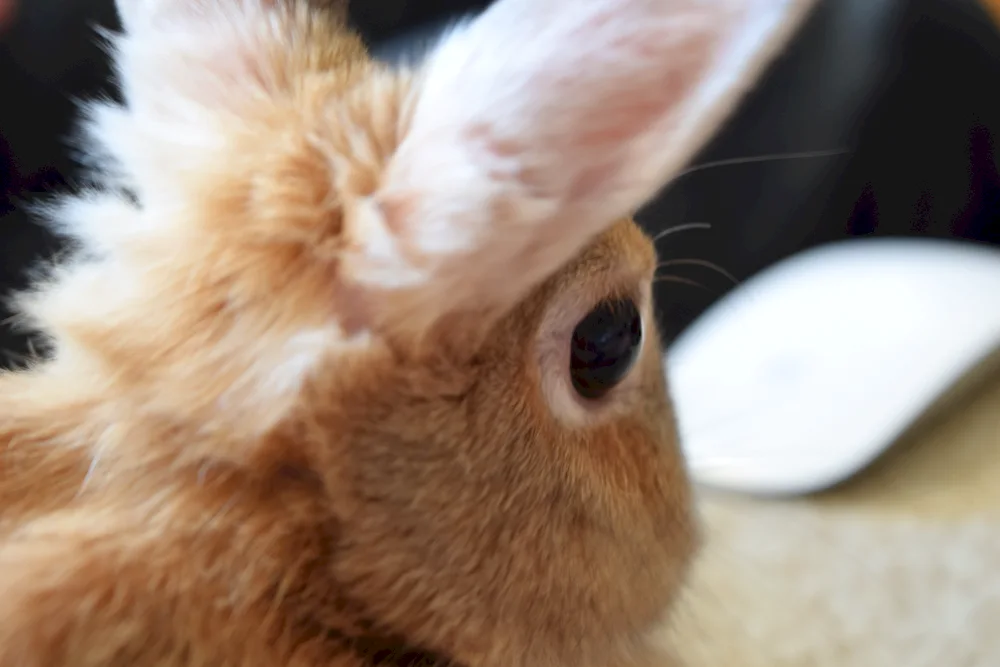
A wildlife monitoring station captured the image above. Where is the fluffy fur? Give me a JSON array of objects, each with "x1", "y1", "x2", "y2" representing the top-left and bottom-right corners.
[{"x1": 0, "y1": 0, "x2": 813, "y2": 665}]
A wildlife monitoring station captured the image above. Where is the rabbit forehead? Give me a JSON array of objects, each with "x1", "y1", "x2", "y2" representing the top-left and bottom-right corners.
[
  {"x1": 550, "y1": 220, "x2": 659, "y2": 297},
  {"x1": 513, "y1": 219, "x2": 658, "y2": 349}
]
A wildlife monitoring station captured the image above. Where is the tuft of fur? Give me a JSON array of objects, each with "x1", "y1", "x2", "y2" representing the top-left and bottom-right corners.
[{"x1": 0, "y1": 0, "x2": 813, "y2": 665}]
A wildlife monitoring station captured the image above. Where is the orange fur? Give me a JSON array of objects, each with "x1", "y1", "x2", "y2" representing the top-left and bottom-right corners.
[{"x1": 0, "y1": 0, "x2": 813, "y2": 664}]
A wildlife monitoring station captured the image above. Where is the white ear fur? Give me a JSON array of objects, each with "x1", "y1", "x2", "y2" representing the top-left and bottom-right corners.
[
  {"x1": 352, "y1": 0, "x2": 817, "y2": 334},
  {"x1": 115, "y1": 0, "x2": 196, "y2": 31},
  {"x1": 115, "y1": 0, "x2": 230, "y2": 31},
  {"x1": 97, "y1": 0, "x2": 280, "y2": 211},
  {"x1": 114, "y1": 0, "x2": 146, "y2": 29}
]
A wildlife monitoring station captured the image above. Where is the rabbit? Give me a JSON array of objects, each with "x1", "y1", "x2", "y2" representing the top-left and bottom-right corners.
[{"x1": 0, "y1": 0, "x2": 814, "y2": 665}]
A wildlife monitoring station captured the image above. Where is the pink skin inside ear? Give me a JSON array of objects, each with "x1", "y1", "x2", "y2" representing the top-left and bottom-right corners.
[{"x1": 353, "y1": 0, "x2": 815, "y2": 340}]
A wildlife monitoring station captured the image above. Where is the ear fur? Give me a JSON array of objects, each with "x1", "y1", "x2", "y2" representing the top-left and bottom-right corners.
[
  {"x1": 99, "y1": 0, "x2": 813, "y2": 350},
  {"x1": 20, "y1": 0, "x2": 373, "y2": 444},
  {"x1": 99, "y1": 0, "x2": 358, "y2": 210},
  {"x1": 349, "y1": 0, "x2": 817, "y2": 337}
]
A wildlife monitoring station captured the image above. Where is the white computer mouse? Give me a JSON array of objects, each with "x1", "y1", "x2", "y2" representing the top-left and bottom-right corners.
[{"x1": 666, "y1": 237, "x2": 1000, "y2": 496}]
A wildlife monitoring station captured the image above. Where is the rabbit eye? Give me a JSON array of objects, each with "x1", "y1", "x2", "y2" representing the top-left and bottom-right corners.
[{"x1": 569, "y1": 298, "x2": 642, "y2": 400}]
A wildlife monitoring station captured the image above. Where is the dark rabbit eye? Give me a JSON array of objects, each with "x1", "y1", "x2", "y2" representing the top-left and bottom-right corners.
[{"x1": 569, "y1": 299, "x2": 643, "y2": 400}]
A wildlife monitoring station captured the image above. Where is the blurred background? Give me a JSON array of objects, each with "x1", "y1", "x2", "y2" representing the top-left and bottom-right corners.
[{"x1": 2, "y1": 0, "x2": 1000, "y2": 364}]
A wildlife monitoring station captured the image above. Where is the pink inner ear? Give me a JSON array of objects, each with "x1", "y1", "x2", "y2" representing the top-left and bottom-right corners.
[
  {"x1": 385, "y1": 1, "x2": 748, "y2": 231},
  {"x1": 350, "y1": 0, "x2": 815, "y2": 337}
]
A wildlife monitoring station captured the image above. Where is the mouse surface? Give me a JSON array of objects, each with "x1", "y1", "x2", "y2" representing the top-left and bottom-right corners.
[{"x1": 667, "y1": 237, "x2": 1000, "y2": 496}]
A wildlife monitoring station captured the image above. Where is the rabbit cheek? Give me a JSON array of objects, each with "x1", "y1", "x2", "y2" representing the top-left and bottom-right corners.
[{"x1": 527, "y1": 226, "x2": 697, "y2": 638}]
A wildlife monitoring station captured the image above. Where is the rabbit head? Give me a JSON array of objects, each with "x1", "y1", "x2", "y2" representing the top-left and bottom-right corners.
[{"x1": 0, "y1": 0, "x2": 814, "y2": 665}]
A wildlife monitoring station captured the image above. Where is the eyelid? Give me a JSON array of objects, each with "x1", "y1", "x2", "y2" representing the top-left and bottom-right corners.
[{"x1": 534, "y1": 277, "x2": 652, "y2": 427}]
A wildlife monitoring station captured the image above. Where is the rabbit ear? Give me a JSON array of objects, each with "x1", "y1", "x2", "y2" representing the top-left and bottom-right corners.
[
  {"x1": 114, "y1": 0, "x2": 150, "y2": 29},
  {"x1": 99, "y1": 0, "x2": 345, "y2": 209},
  {"x1": 110, "y1": 0, "x2": 280, "y2": 109},
  {"x1": 97, "y1": 0, "x2": 266, "y2": 207},
  {"x1": 114, "y1": 0, "x2": 218, "y2": 30},
  {"x1": 114, "y1": 0, "x2": 343, "y2": 29},
  {"x1": 352, "y1": 0, "x2": 816, "y2": 336}
]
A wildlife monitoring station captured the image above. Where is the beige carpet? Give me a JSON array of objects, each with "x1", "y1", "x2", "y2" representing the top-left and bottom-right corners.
[{"x1": 664, "y1": 361, "x2": 1000, "y2": 666}]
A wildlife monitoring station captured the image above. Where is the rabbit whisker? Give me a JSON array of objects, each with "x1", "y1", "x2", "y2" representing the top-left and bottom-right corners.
[
  {"x1": 675, "y1": 147, "x2": 851, "y2": 180},
  {"x1": 652, "y1": 274, "x2": 712, "y2": 292},
  {"x1": 650, "y1": 222, "x2": 713, "y2": 244},
  {"x1": 656, "y1": 259, "x2": 739, "y2": 285}
]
